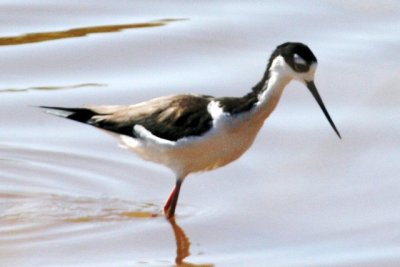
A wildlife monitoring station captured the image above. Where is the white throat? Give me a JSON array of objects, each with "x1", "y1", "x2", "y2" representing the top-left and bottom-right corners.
[{"x1": 255, "y1": 56, "x2": 293, "y2": 121}]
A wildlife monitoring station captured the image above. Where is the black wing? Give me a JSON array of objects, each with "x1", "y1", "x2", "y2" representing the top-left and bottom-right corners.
[{"x1": 41, "y1": 94, "x2": 214, "y2": 141}]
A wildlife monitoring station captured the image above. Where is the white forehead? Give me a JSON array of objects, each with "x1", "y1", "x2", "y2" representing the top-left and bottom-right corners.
[
  {"x1": 269, "y1": 55, "x2": 293, "y2": 76},
  {"x1": 269, "y1": 55, "x2": 318, "y2": 81}
]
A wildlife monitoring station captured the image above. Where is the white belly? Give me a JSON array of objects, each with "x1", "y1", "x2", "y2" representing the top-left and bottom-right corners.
[{"x1": 118, "y1": 110, "x2": 265, "y2": 178}]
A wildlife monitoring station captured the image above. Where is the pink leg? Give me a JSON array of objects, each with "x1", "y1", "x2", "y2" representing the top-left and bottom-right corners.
[
  {"x1": 163, "y1": 185, "x2": 177, "y2": 214},
  {"x1": 163, "y1": 180, "x2": 182, "y2": 218}
]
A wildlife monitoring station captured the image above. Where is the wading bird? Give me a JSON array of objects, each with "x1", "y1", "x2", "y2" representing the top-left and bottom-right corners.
[{"x1": 41, "y1": 42, "x2": 341, "y2": 218}]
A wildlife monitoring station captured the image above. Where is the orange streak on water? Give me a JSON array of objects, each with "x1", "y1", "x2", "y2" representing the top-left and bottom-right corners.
[{"x1": 0, "y1": 18, "x2": 185, "y2": 46}]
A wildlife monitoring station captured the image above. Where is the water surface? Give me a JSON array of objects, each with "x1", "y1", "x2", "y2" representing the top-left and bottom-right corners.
[{"x1": 1, "y1": 1, "x2": 400, "y2": 266}]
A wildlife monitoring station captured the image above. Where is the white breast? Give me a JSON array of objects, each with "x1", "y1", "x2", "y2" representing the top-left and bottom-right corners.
[{"x1": 117, "y1": 100, "x2": 265, "y2": 179}]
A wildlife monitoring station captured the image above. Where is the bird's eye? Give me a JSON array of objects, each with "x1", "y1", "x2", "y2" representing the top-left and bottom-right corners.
[{"x1": 293, "y1": 53, "x2": 309, "y2": 72}]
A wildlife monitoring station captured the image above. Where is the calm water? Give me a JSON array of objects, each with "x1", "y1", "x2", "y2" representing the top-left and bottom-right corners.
[{"x1": 1, "y1": 1, "x2": 400, "y2": 266}]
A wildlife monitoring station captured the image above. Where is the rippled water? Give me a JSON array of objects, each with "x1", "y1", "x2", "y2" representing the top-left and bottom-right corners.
[{"x1": 1, "y1": 1, "x2": 400, "y2": 266}]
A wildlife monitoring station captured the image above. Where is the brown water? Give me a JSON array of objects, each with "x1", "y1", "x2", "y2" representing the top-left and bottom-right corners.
[{"x1": 1, "y1": 1, "x2": 400, "y2": 266}]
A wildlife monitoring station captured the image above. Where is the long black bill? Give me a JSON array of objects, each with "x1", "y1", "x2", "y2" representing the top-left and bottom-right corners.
[{"x1": 306, "y1": 80, "x2": 341, "y2": 139}]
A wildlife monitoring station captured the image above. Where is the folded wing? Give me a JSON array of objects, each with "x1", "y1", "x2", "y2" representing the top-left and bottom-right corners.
[{"x1": 41, "y1": 94, "x2": 214, "y2": 141}]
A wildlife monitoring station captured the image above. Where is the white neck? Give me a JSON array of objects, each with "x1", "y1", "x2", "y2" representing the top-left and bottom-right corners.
[
  {"x1": 254, "y1": 55, "x2": 296, "y2": 122},
  {"x1": 255, "y1": 72, "x2": 291, "y2": 122}
]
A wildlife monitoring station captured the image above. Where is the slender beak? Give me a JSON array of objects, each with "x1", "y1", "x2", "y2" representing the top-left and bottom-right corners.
[{"x1": 305, "y1": 80, "x2": 341, "y2": 139}]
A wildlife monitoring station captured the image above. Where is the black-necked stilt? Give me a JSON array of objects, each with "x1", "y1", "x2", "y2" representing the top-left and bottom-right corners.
[{"x1": 41, "y1": 42, "x2": 340, "y2": 218}]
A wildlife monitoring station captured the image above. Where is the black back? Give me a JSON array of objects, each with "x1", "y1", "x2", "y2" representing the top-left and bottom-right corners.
[
  {"x1": 96, "y1": 96, "x2": 213, "y2": 141},
  {"x1": 42, "y1": 95, "x2": 214, "y2": 142}
]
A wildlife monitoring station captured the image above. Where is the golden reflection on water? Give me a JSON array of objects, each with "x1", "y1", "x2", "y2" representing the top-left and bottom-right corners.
[
  {"x1": 0, "y1": 192, "x2": 214, "y2": 266},
  {"x1": 65, "y1": 211, "x2": 157, "y2": 223},
  {"x1": 0, "y1": 192, "x2": 159, "y2": 222},
  {"x1": 168, "y1": 218, "x2": 214, "y2": 267},
  {"x1": 0, "y1": 18, "x2": 184, "y2": 46}
]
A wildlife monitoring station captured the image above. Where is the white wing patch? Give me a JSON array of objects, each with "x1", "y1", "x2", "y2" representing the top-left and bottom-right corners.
[
  {"x1": 207, "y1": 100, "x2": 224, "y2": 119},
  {"x1": 133, "y1": 124, "x2": 176, "y2": 146}
]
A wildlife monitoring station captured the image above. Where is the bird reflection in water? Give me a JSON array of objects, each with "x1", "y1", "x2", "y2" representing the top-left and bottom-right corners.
[{"x1": 167, "y1": 218, "x2": 214, "y2": 267}]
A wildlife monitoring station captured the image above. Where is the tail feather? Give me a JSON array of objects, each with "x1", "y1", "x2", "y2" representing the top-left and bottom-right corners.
[{"x1": 40, "y1": 106, "x2": 97, "y2": 123}]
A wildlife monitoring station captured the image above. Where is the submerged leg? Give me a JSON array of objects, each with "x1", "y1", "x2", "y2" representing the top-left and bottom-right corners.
[{"x1": 163, "y1": 179, "x2": 183, "y2": 218}]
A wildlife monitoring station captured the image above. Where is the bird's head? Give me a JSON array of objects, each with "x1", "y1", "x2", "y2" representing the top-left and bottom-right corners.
[
  {"x1": 267, "y1": 42, "x2": 317, "y2": 84},
  {"x1": 267, "y1": 42, "x2": 341, "y2": 139}
]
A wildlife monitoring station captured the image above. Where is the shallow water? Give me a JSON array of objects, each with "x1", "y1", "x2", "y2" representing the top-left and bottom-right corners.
[{"x1": 1, "y1": 1, "x2": 400, "y2": 266}]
